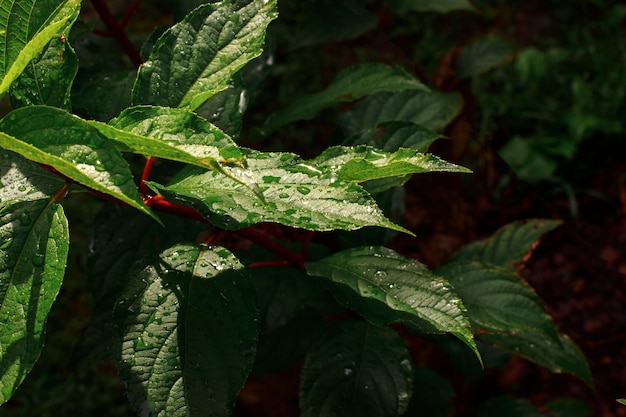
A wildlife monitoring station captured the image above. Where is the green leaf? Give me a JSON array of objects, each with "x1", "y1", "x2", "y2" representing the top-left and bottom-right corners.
[
  {"x1": 151, "y1": 149, "x2": 411, "y2": 233},
  {"x1": 309, "y1": 145, "x2": 470, "y2": 183},
  {"x1": 480, "y1": 331, "x2": 593, "y2": 387},
  {"x1": 435, "y1": 260, "x2": 558, "y2": 340},
  {"x1": 0, "y1": 151, "x2": 66, "y2": 205},
  {"x1": 0, "y1": 106, "x2": 156, "y2": 221},
  {"x1": 306, "y1": 246, "x2": 477, "y2": 356},
  {"x1": 114, "y1": 243, "x2": 259, "y2": 417},
  {"x1": 388, "y1": 0, "x2": 477, "y2": 13},
  {"x1": 477, "y1": 396, "x2": 544, "y2": 417},
  {"x1": 72, "y1": 70, "x2": 135, "y2": 122},
  {"x1": 9, "y1": 26, "x2": 78, "y2": 110},
  {"x1": 343, "y1": 121, "x2": 444, "y2": 153},
  {"x1": 449, "y1": 219, "x2": 561, "y2": 268},
  {"x1": 341, "y1": 90, "x2": 463, "y2": 135},
  {"x1": 0, "y1": 199, "x2": 69, "y2": 404},
  {"x1": 405, "y1": 367, "x2": 454, "y2": 417},
  {"x1": 618, "y1": 399, "x2": 626, "y2": 406},
  {"x1": 97, "y1": 105, "x2": 243, "y2": 166},
  {"x1": 544, "y1": 398, "x2": 592, "y2": 417},
  {"x1": 0, "y1": 0, "x2": 81, "y2": 96},
  {"x1": 456, "y1": 36, "x2": 514, "y2": 79},
  {"x1": 300, "y1": 321, "x2": 413, "y2": 417},
  {"x1": 262, "y1": 63, "x2": 428, "y2": 135},
  {"x1": 132, "y1": 0, "x2": 278, "y2": 111}
]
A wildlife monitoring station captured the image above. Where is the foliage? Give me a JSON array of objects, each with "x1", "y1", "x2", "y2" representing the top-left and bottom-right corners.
[{"x1": 0, "y1": 0, "x2": 592, "y2": 416}]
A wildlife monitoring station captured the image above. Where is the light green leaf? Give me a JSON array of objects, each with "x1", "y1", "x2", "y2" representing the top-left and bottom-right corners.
[
  {"x1": 448, "y1": 219, "x2": 561, "y2": 268},
  {"x1": 300, "y1": 321, "x2": 413, "y2": 417},
  {"x1": 618, "y1": 399, "x2": 626, "y2": 406},
  {"x1": 9, "y1": 25, "x2": 78, "y2": 110},
  {"x1": 96, "y1": 105, "x2": 243, "y2": 166},
  {"x1": 456, "y1": 36, "x2": 514, "y2": 79},
  {"x1": 150, "y1": 149, "x2": 410, "y2": 233},
  {"x1": 388, "y1": 0, "x2": 477, "y2": 13},
  {"x1": 132, "y1": 0, "x2": 278, "y2": 111},
  {"x1": 0, "y1": 106, "x2": 156, "y2": 221},
  {"x1": 114, "y1": 243, "x2": 259, "y2": 417},
  {"x1": 435, "y1": 260, "x2": 558, "y2": 340},
  {"x1": 0, "y1": 0, "x2": 81, "y2": 96},
  {"x1": 0, "y1": 150, "x2": 66, "y2": 205},
  {"x1": 0, "y1": 199, "x2": 68, "y2": 404},
  {"x1": 309, "y1": 145, "x2": 470, "y2": 183},
  {"x1": 262, "y1": 63, "x2": 428, "y2": 135},
  {"x1": 306, "y1": 246, "x2": 477, "y2": 356},
  {"x1": 343, "y1": 121, "x2": 444, "y2": 153},
  {"x1": 341, "y1": 90, "x2": 463, "y2": 135},
  {"x1": 480, "y1": 331, "x2": 592, "y2": 387}
]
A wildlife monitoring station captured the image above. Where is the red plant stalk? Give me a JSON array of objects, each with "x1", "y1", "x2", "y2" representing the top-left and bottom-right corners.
[{"x1": 90, "y1": 0, "x2": 143, "y2": 67}]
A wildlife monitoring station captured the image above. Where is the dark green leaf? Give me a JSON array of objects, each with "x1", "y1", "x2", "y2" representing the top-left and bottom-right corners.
[
  {"x1": 0, "y1": 0, "x2": 81, "y2": 96},
  {"x1": 544, "y1": 398, "x2": 592, "y2": 417},
  {"x1": 115, "y1": 243, "x2": 258, "y2": 417},
  {"x1": 343, "y1": 121, "x2": 444, "y2": 153},
  {"x1": 71, "y1": 70, "x2": 135, "y2": 122},
  {"x1": 0, "y1": 106, "x2": 156, "y2": 221},
  {"x1": 477, "y1": 396, "x2": 544, "y2": 417},
  {"x1": 300, "y1": 321, "x2": 413, "y2": 417},
  {"x1": 456, "y1": 36, "x2": 514, "y2": 79},
  {"x1": 306, "y1": 246, "x2": 477, "y2": 356},
  {"x1": 151, "y1": 149, "x2": 410, "y2": 233},
  {"x1": 435, "y1": 260, "x2": 558, "y2": 340},
  {"x1": 341, "y1": 90, "x2": 463, "y2": 135},
  {"x1": 480, "y1": 331, "x2": 593, "y2": 387},
  {"x1": 448, "y1": 219, "x2": 561, "y2": 268},
  {"x1": 132, "y1": 0, "x2": 278, "y2": 110},
  {"x1": 0, "y1": 150, "x2": 66, "y2": 205},
  {"x1": 0, "y1": 199, "x2": 68, "y2": 404},
  {"x1": 262, "y1": 63, "x2": 428, "y2": 135},
  {"x1": 389, "y1": 0, "x2": 477, "y2": 13},
  {"x1": 405, "y1": 367, "x2": 454, "y2": 417}
]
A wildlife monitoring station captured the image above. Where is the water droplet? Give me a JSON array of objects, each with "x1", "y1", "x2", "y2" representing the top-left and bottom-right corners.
[
  {"x1": 32, "y1": 253, "x2": 45, "y2": 266},
  {"x1": 0, "y1": 238, "x2": 13, "y2": 250},
  {"x1": 343, "y1": 368, "x2": 353, "y2": 376},
  {"x1": 278, "y1": 193, "x2": 289, "y2": 199},
  {"x1": 375, "y1": 270, "x2": 387, "y2": 278},
  {"x1": 297, "y1": 186, "x2": 311, "y2": 195},
  {"x1": 17, "y1": 185, "x2": 27, "y2": 192}
]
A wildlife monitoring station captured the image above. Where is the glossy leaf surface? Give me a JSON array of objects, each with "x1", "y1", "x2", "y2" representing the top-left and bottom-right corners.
[
  {"x1": 0, "y1": 200, "x2": 68, "y2": 404},
  {"x1": 0, "y1": 151, "x2": 65, "y2": 205},
  {"x1": 132, "y1": 0, "x2": 278, "y2": 110},
  {"x1": 152, "y1": 149, "x2": 410, "y2": 233},
  {"x1": 115, "y1": 243, "x2": 258, "y2": 417},
  {"x1": 262, "y1": 63, "x2": 428, "y2": 135},
  {"x1": 300, "y1": 321, "x2": 413, "y2": 417},
  {"x1": 343, "y1": 121, "x2": 443, "y2": 152},
  {"x1": 0, "y1": 106, "x2": 155, "y2": 220},
  {"x1": 306, "y1": 246, "x2": 477, "y2": 354}
]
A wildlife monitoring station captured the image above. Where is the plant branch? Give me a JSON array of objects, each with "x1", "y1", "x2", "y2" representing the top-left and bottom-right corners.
[
  {"x1": 139, "y1": 156, "x2": 156, "y2": 196},
  {"x1": 90, "y1": 0, "x2": 143, "y2": 68}
]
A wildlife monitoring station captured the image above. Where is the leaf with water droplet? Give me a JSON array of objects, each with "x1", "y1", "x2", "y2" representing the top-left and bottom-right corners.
[
  {"x1": 0, "y1": 199, "x2": 69, "y2": 405},
  {"x1": 300, "y1": 321, "x2": 413, "y2": 417},
  {"x1": 114, "y1": 243, "x2": 259, "y2": 416}
]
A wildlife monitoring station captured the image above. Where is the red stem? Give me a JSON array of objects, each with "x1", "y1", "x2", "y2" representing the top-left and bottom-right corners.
[
  {"x1": 51, "y1": 182, "x2": 72, "y2": 202},
  {"x1": 90, "y1": 0, "x2": 143, "y2": 68},
  {"x1": 139, "y1": 156, "x2": 156, "y2": 196}
]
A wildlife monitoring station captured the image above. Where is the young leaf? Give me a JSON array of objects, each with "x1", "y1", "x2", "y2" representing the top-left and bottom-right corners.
[
  {"x1": 0, "y1": 150, "x2": 66, "y2": 205},
  {"x1": 97, "y1": 105, "x2": 243, "y2": 166},
  {"x1": 132, "y1": 0, "x2": 278, "y2": 111},
  {"x1": 261, "y1": 63, "x2": 428, "y2": 135},
  {"x1": 343, "y1": 121, "x2": 444, "y2": 153},
  {"x1": 300, "y1": 321, "x2": 413, "y2": 417},
  {"x1": 9, "y1": 26, "x2": 78, "y2": 110},
  {"x1": 0, "y1": 199, "x2": 69, "y2": 404},
  {"x1": 114, "y1": 243, "x2": 259, "y2": 417},
  {"x1": 341, "y1": 90, "x2": 463, "y2": 135},
  {"x1": 456, "y1": 36, "x2": 514, "y2": 80},
  {"x1": 309, "y1": 145, "x2": 470, "y2": 183},
  {"x1": 479, "y1": 331, "x2": 593, "y2": 387},
  {"x1": 151, "y1": 149, "x2": 411, "y2": 233},
  {"x1": 448, "y1": 219, "x2": 562, "y2": 268},
  {"x1": 388, "y1": 0, "x2": 477, "y2": 13},
  {"x1": 306, "y1": 246, "x2": 477, "y2": 356},
  {"x1": 435, "y1": 260, "x2": 558, "y2": 340},
  {"x1": 0, "y1": 106, "x2": 156, "y2": 221},
  {"x1": 0, "y1": 0, "x2": 80, "y2": 96}
]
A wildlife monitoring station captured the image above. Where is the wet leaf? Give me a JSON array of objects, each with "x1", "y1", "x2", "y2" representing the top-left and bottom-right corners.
[
  {"x1": 300, "y1": 321, "x2": 413, "y2": 417},
  {"x1": 343, "y1": 121, "x2": 444, "y2": 153}
]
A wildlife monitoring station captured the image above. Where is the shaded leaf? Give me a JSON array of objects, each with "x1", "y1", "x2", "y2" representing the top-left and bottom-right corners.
[
  {"x1": 388, "y1": 0, "x2": 477, "y2": 13},
  {"x1": 343, "y1": 121, "x2": 444, "y2": 153},
  {"x1": 0, "y1": 0, "x2": 81, "y2": 96},
  {"x1": 150, "y1": 149, "x2": 410, "y2": 233},
  {"x1": 72, "y1": 70, "x2": 135, "y2": 122},
  {"x1": 448, "y1": 219, "x2": 561, "y2": 268},
  {"x1": 300, "y1": 321, "x2": 413, "y2": 417},
  {"x1": 0, "y1": 200, "x2": 68, "y2": 404},
  {"x1": 405, "y1": 367, "x2": 454, "y2": 417},
  {"x1": 341, "y1": 90, "x2": 463, "y2": 135},
  {"x1": 262, "y1": 63, "x2": 428, "y2": 135},
  {"x1": 306, "y1": 246, "x2": 477, "y2": 355},
  {"x1": 477, "y1": 396, "x2": 544, "y2": 417},
  {"x1": 132, "y1": 0, "x2": 278, "y2": 111},
  {"x1": 544, "y1": 398, "x2": 592, "y2": 417},
  {"x1": 114, "y1": 243, "x2": 258, "y2": 417},
  {"x1": 456, "y1": 36, "x2": 514, "y2": 79}
]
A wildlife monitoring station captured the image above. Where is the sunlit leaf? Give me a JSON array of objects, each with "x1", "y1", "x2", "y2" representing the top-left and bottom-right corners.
[
  {"x1": 114, "y1": 243, "x2": 258, "y2": 417},
  {"x1": 300, "y1": 321, "x2": 413, "y2": 417},
  {"x1": 0, "y1": 199, "x2": 68, "y2": 404}
]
